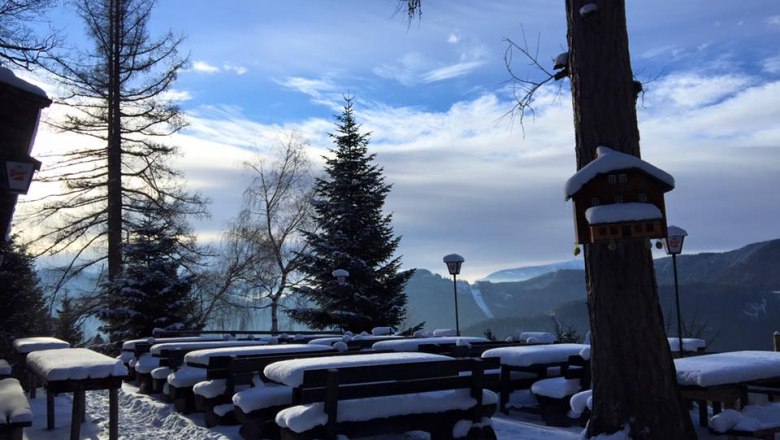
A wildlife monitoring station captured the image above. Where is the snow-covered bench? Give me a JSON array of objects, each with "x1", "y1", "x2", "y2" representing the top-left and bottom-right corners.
[
  {"x1": 0, "y1": 360, "x2": 11, "y2": 379},
  {"x1": 275, "y1": 357, "x2": 499, "y2": 440},
  {"x1": 0, "y1": 378, "x2": 33, "y2": 440},
  {"x1": 529, "y1": 351, "x2": 591, "y2": 427},
  {"x1": 481, "y1": 343, "x2": 590, "y2": 414},
  {"x1": 709, "y1": 403, "x2": 780, "y2": 439},
  {"x1": 417, "y1": 340, "x2": 534, "y2": 360},
  {"x1": 12, "y1": 337, "x2": 70, "y2": 398}
]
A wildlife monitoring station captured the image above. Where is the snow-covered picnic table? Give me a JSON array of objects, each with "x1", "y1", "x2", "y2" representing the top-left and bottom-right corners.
[
  {"x1": 675, "y1": 351, "x2": 780, "y2": 428},
  {"x1": 371, "y1": 336, "x2": 488, "y2": 352},
  {"x1": 25, "y1": 348, "x2": 127, "y2": 440},
  {"x1": 184, "y1": 343, "x2": 333, "y2": 368},
  {"x1": 668, "y1": 337, "x2": 707, "y2": 353},
  {"x1": 12, "y1": 337, "x2": 70, "y2": 354},
  {"x1": 150, "y1": 339, "x2": 268, "y2": 356}
]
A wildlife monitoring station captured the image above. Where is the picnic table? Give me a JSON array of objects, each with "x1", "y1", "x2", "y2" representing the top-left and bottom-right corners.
[
  {"x1": 481, "y1": 343, "x2": 590, "y2": 413},
  {"x1": 371, "y1": 336, "x2": 488, "y2": 352},
  {"x1": 675, "y1": 351, "x2": 780, "y2": 427},
  {"x1": 12, "y1": 337, "x2": 70, "y2": 398},
  {"x1": 25, "y1": 348, "x2": 127, "y2": 440}
]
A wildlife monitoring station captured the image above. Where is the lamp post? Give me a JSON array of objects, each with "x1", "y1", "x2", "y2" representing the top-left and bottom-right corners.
[
  {"x1": 663, "y1": 226, "x2": 687, "y2": 357},
  {"x1": 443, "y1": 254, "x2": 464, "y2": 336},
  {"x1": 331, "y1": 268, "x2": 349, "y2": 286}
]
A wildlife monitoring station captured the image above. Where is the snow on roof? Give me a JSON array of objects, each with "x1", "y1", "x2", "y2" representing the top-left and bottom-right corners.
[
  {"x1": 675, "y1": 351, "x2": 780, "y2": 387},
  {"x1": 564, "y1": 146, "x2": 675, "y2": 199},
  {"x1": 275, "y1": 388, "x2": 498, "y2": 434},
  {"x1": 184, "y1": 343, "x2": 332, "y2": 366},
  {"x1": 372, "y1": 336, "x2": 488, "y2": 352},
  {"x1": 0, "y1": 67, "x2": 48, "y2": 98},
  {"x1": 26, "y1": 348, "x2": 127, "y2": 381},
  {"x1": 13, "y1": 337, "x2": 70, "y2": 354},
  {"x1": 264, "y1": 352, "x2": 450, "y2": 388},
  {"x1": 585, "y1": 202, "x2": 663, "y2": 225},
  {"x1": 481, "y1": 343, "x2": 590, "y2": 367},
  {"x1": 149, "y1": 339, "x2": 266, "y2": 355}
]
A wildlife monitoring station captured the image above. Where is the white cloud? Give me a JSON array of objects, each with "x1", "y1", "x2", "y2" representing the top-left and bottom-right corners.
[
  {"x1": 646, "y1": 73, "x2": 753, "y2": 109},
  {"x1": 447, "y1": 33, "x2": 460, "y2": 44},
  {"x1": 275, "y1": 76, "x2": 342, "y2": 109},
  {"x1": 422, "y1": 60, "x2": 485, "y2": 83},
  {"x1": 223, "y1": 64, "x2": 248, "y2": 75},
  {"x1": 764, "y1": 55, "x2": 780, "y2": 74},
  {"x1": 768, "y1": 16, "x2": 780, "y2": 27},
  {"x1": 192, "y1": 61, "x2": 220, "y2": 74}
]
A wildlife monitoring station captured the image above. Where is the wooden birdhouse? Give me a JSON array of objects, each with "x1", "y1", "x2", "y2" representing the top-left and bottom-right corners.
[{"x1": 564, "y1": 146, "x2": 674, "y2": 245}]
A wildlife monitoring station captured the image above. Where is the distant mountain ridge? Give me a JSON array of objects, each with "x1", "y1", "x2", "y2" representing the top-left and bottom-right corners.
[{"x1": 482, "y1": 259, "x2": 584, "y2": 283}]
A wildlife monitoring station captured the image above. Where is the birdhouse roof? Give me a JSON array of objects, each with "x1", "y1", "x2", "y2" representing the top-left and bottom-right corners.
[
  {"x1": 564, "y1": 146, "x2": 675, "y2": 199},
  {"x1": 585, "y1": 202, "x2": 663, "y2": 225},
  {"x1": 0, "y1": 67, "x2": 48, "y2": 99}
]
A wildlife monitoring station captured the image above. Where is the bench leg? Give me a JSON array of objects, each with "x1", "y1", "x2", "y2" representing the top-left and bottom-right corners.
[
  {"x1": 109, "y1": 387, "x2": 119, "y2": 440},
  {"x1": 697, "y1": 400, "x2": 707, "y2": 427},
  {"x1": 70, "y1": 391, "x2": 83, "y2": 440},
  {"x1": 47, "y1": 389, "x2": 55, "y2": 430}
]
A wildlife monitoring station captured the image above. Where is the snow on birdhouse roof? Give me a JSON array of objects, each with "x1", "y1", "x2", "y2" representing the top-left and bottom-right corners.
[
  {"x1": 585, "y1": 202, "x2": 662, "y2": 225},
  {"x1": 0, "y1": 66, "x2": 48, "y2": 98},
  {"x1": 564, "y1": 146, "x2": 675, "y2": 199}
]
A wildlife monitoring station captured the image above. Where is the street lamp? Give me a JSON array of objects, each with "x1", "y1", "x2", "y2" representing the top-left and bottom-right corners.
[
  {"x1": 332, "y1": 269, "x2": 349, "y2": 286},
  {"x1": 663, "y1": 225, "x2": 688, "y2": 357},
  {"x1": 443, "y1": 254, "x2": 464, "y2": 336}
]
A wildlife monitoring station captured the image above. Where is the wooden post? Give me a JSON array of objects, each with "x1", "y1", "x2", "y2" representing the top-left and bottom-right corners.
[
  {"x1": 324, "y1": 369, "x2": 339, "y2": 440},
  {"x1": 109, "y1": 386, "x2": 119, "y2": 440},
  {"x1": 773, "y1": 332, "x2": 780, "y2": 351},
  {"x1": 46, "y1": 389, "x2": 55, "y2": 430},
  {"x1": 499, "y1": 365, "x2": 510, "y2": 414},
  {"x1": 69, "y1": 388, "x2": 82, "y2": 440}
]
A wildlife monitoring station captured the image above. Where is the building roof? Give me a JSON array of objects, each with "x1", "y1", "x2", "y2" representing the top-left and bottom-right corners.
[{"x1": 564, "y1": 146, "x2": 675, "y2": 199}]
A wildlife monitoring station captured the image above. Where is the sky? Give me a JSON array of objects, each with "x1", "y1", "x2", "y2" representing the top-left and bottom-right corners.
[{"x1": 19, "y1": 0, "x2": 780, "y2": 281}]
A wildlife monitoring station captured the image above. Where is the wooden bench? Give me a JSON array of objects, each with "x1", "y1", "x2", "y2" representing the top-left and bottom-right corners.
[
  {"x1": 530, "y1": 354, "x2": 591, "y2": 427},
  {"x1": 275, "y1": 357, "x2": 499, "y2": 440},
  {"x1": 0, "y1": 378, "x2": 33, "y2": 440},
  {"x1": 0, "y1": 360, "x2": 11, "y2": 379}
]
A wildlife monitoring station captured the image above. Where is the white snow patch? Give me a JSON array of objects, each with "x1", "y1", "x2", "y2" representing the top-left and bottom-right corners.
[
  {"x1": 585, "y1": 203, "x2": 662, "y2": 225},
  {"x1": 470, "y1": 285, "x2": 494, "y2": 319}
]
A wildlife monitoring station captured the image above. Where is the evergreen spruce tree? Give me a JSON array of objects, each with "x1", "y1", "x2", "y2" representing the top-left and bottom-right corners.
[
  {"x1": 289, "y1": 97, "x2": 414, "y2": 332},
  {"x1": 54, "y1": 295, "x2": 84, "y2": 346},
  {"x1": 0, "y1": 238, "x2": 51, "y2": 357},
  {"x1": 97, "y1": 201, "x2": 201, "y2": 341}
]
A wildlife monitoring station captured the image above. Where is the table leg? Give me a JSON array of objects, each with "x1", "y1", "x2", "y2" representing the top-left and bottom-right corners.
[
  {"x1": 70, "y1": 391, "x2": 82, "y2": 440},
  {"x1": 47, "y1": 389, "x2": 55, "y2": 430},
  {"x1": 500, "y1": 366, "x2": 509, "y2": 414},
  {"x1": 80, "y1": 390, "x2": 86, "y2": 422},
  {"x1": 109, "y1": 387, "x2": 119, "y2": 440}
]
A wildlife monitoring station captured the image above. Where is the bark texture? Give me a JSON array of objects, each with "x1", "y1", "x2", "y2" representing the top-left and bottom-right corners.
[{"x1": 566, "y1": 1, "x2": 696, "y2": 438}]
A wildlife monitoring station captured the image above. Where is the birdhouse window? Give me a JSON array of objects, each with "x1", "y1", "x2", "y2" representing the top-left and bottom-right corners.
[
  {"x1": 591, "y1": 197, "x2": 600, "y2": 206},
  {"x1": 638, "y1": 193, "x2": 647, "y2": 202},
  {"x1": 615, "y1": 195, "x2": 624, "y2": 203},
  {"x1": 619, "y1": 173, "x2": 628, "y2": 183},
  {"x1": 645, "y1": 223, "x2": 655, "y2": 233},
  {"x1": 609, "y1": 226, "x2": 618, "y2": 235},
  {"x1": 608, "y1": 175, "x2": 617, "y2": 184},
  {"x1": 634, "y1": 224, "x2": 642, "y2": 234}
]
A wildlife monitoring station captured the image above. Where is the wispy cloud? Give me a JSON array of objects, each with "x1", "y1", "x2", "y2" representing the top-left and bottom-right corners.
[
  {"x1": 447, "y1": 33, "x2": 460, "y2": 44},
  {"x1": 275, "y1": 76, "x2": 342, "y2": 109},
  {"x1": 764, "y1": 55, "x2": 780, "y2": 74},
  {"x1": 193, "y1": 61, "x2": 219, "y2": 74},
  {"x1": 768, "y1": 15, "x2": 780, "y2": 27},
  {"x1": 223, "y1": 64, "x2": 248, "y2": 75},
  {"x1": 422, "y1": 60, "x2": 485, "y2": 83},
  {"x1": 646, "y1": 73, "x2": 753, "y2": 109}
]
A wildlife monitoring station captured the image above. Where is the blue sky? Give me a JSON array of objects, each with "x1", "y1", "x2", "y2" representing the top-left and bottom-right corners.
[{"x1": 25, "y1": 0, "x2": 780, "y2": 280}]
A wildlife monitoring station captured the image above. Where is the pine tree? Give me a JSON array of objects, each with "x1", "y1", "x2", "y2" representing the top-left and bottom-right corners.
[
  {"x1": 54, "y1": 295, "x2": 84, "y2": 346},
  {"x1": 289, "y1": 97, "x2": 414, "y2": 332},
  {"x1": 0, "y1": 238, "x2": 51, "y2": 357},
  {"x1": 97, "y1": 201, "x2": 202, "y2": 341}
]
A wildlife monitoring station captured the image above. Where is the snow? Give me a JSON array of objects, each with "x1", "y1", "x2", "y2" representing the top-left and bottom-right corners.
[
  {"x1": 0, "y1": 378, "x2": 33, "y2": 424},
  {"x1": 518, "y1": 332, "x2": 556, "y2": 344},
  {"x1": 564, "y1": 146, "x2": 675, "y2": 198},
  {"x1": 569, "y1": 390, "x2": 592, "y2": 417},
  {"x1": 151, "y1": 367, "x2": 171, "y2": 380},
  {"x1": 25, "y1": 348, "x2": 127, "y2": 381},
  {"x1": 372, "y1": 336, "x2": 488, "y2": 352},
  {"x1": 372, "y1": 327, "x2": 394, "y2": 336},
  {"x1": 584, "y1": 203, "x2": 662, "y2": 225},
  {"x1": 432, "y1": 329, "x2": 457, "y2": 337},
  {"x1": 710, "y1": 403, "x2": 780, "y2": 432},
  {"x1": 150, "y1": 339, "x2": 267, "y2": 355},
  {"x1": 232, "y1": 382, "x2": 293, "y2": 413},
  {"x1": 579, "y1": 346, "x2": 591, "y2": 361},
  {"x1": 12, "y1": 337, "x2": 69, "y2": 354},
  {"x1": 167, "y1": 366, "x2": 207, "y2": 388},
  {"x1": 193, "y1": 379, "x2": 226, "y2": 399},
  {"x1": 122, "y1": 336, "x2": 222, "y2": 351},
  {"x1": 184, "y1": 343, "x2": 331, "y2": 366},
  {"x1": 675, "y1": 351, "x2": 780, "y2": 387},
  {"x1": 481, "y1": 344, "x2": 589, "y2": 367},
  {"x1": 134, "y1": 354, "x2": 161, "y2": 374},
  {"x1": 275, "y1": 389, "x2": 498, "y2": 433},
  {"x1": 0, "y1": 359, "x2": 10, "y2": 376},
  {"x1": 470, "y1": 285, "x2": 494, "y2": 319},
  {"x1": 264, "y1": 352, "x2": 450, "y2": 387},
  {"x1": 667, "y1": 337, "x2": 707, "y2": 352},
  {"x1": 531, "y1": 378, "x2": 581, "y2": 399},
  {"x1": 307, "y1": 336, "x2": 398, "y2": 346},
  {"x1": 0, "y1": 67, "x2": 48, "y2": 98}
]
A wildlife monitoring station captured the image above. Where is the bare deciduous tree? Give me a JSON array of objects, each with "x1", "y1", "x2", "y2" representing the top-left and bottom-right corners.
[{"x1": 0, "y1": 0, "x2": 58, "y2": 68}]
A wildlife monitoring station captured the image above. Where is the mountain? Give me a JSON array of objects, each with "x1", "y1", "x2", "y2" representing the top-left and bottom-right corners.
[
  {"x1": 482, "y1": 259, "x2": 584, "y2": 283},
  {"x1": 404, "y1": 238, "x2": 780, "y2": 352}
]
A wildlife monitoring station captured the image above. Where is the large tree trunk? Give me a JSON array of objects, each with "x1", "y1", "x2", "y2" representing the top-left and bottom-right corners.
[
  {"x1": 565, "y1": 1, "x2": 696, "y2": 438},
  {"x1": 106, "y1": 0, "x2": 123, "y2": 281}
]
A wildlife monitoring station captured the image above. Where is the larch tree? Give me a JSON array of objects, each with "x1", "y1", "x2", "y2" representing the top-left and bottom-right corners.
[
  {"x1": 54, "y1": 294, "x2": 84, "y2": 346},
  {"x1": 26, "y1": 0, "x2": 206, "y2": 291},
  {"x1": 402, "y1": 1, "x2": 695, "y2": 438},
  {"x1": 0, "y1": 0, "x2": 58, "y2": 68},
  {"x1": 225, "y1": 133, "x2": 314, "y2": 332},
  {"x1": 290, "y1": 97, "x2": 414, "y2": 332}
]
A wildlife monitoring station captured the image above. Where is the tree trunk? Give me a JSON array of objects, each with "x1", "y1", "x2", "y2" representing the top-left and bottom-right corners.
[
  {"x1": 106, "y1": 0, "x2": 123, "y2": 282},
  {"x1": 565, "y1": 1, "x2": 696, "y2": 438},
  {"x1": 271, "y1": 299, "x2": 279, "y2": 333}
]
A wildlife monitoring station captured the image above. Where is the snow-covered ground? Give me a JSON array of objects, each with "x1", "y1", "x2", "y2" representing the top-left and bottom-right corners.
[{"x1": 20, "y1": 383, "x2": 731, "y2": 440}]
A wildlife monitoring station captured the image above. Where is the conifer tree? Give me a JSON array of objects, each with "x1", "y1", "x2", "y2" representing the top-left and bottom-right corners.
[
  {"x1": 54, "y1": 295, "x2": 84, "y2": 346},
  {"x1": 290, "y1": 97, "x2": 414, "y2": 332},
  {"x1": 96, "y1": 200, "x2": 201, "y2": 341},
  {"x1": 0, "y1": 238, "x2": 51, "y2": 357}
]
